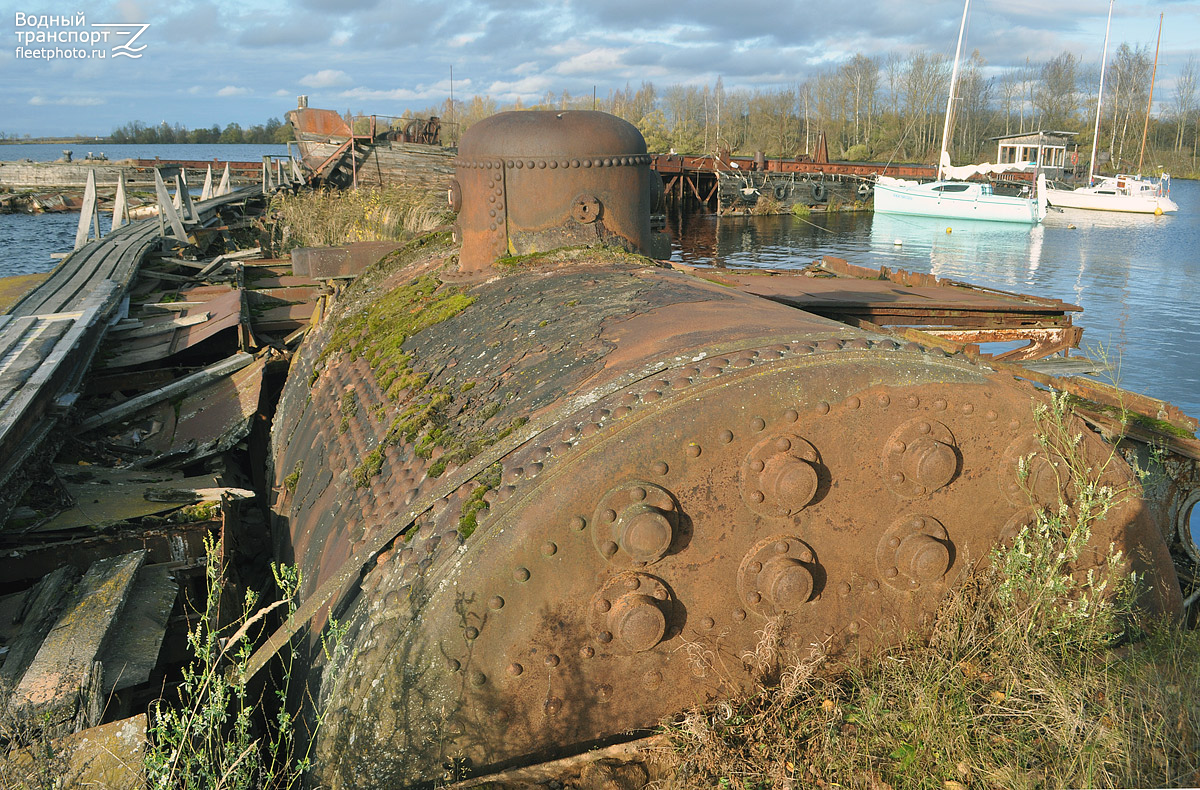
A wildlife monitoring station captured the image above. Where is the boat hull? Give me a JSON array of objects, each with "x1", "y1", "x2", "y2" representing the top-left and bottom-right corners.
[
  {"x1": 1045, "y1": 187, "x2": 1178, "y2": 214},
  {"x1": 873, "y1": 177, "x2": 1041, "y2": 224}
]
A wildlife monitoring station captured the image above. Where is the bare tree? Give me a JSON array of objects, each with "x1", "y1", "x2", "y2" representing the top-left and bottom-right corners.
[
  {"x1": 1171, "y1": 55, "x2": 1197, "y2": 152},
  {"x1": 1107, "y1": 43, "x2": 1152, "y2": 170},
  {"x1": 1036, "y1": 52, "x2": 1080, "y2": 130}
]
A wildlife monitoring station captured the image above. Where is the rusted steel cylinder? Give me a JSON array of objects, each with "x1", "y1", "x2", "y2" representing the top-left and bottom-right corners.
[
  {"x1": 450, "y1": 110, "x2": 663, "y2": 277},
  {"x1": 270, "y1": 247, "x2": 1179, "y2": 787}
]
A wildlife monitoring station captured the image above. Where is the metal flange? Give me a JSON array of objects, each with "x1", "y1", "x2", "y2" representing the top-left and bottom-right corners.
[
  {"x1": 587, "y1": 572, "x2": 676, "y2": 654},
  {"x1": 737, "y1": 536, "x2": 821, "y2": 617},
  {"x1": 882, "y1": 418, "x2": 960, "y2": 497},
  {"x1": 875, "y1": 514, "x2": 954, "y2": 591},
  {"x1": 592, "y1": 481, "x2": 680, "y2": 566},
  {"x1": 740, "y1": 435, "x2": 822, "y2": 517}
]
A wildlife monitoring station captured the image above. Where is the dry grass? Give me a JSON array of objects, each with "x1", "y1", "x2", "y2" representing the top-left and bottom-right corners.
[
  {"x1": 268, "y1": 186, "x2": 450, "y2": 253},
  {"x1": 659, "y1": 394, "x2": 1200, "y2": 790}
]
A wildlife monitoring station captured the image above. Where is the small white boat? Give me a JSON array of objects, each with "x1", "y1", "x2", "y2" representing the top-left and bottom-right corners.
[
  {"x1": 875, "y1": 173, "x2": 1047, "y2": 224},
  {"x1": 1046, "y1": 173, "x2": 1178, "y2": 214},
  {"x1": 872, "y1": 0, "x2": 1047, "y2": 225},
  {"x1": 1046, "y1": 2, "x2": 1180, "y2": 216}
]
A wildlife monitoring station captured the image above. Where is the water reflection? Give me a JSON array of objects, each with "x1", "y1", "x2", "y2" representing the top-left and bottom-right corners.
[{"x1": 668, "y1": 179, "x2": 1200, "y2": 419}]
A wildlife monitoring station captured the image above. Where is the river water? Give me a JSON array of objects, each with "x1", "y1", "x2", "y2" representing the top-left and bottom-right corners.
[{"x1": 671, "y1": 178, "x2": 1200, "y2": 422}]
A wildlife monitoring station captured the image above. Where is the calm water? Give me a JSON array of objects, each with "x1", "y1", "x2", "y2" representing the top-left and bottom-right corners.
[
  {"x1": 671, "y1": 179, "x2": 1200, "y2": 421},
  {"x1": 0, "y1": 142, "x2": 288, "y2": 163},
  {"x1": 0, "y1": 143, "x2": 287, "y2": 276}
]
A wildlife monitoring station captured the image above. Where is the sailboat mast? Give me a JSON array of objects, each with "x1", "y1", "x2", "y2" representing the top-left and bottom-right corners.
[
  {"x1": 937, "y1": 0, "x2": 970, "y2": 181},
  {"x1": 1136, "y1": 12, "x2": 1163, "y2": 174},
  {"x1": 1088, "y1": 0, "x2": 1114, "y2": 184}
]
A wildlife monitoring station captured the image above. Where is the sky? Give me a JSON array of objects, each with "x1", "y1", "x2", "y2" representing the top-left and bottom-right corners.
[{"x1": 2, "y1": 0, "x2": 1198, "y2": 137}]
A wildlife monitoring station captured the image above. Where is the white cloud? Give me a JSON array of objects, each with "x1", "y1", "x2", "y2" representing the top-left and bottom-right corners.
[
  {"x1": 299, "y1": 69, "x2": 352, "y2": 89},
  {"x1": 274, "y1": 89, "x2": 292, "y2": 97},
  {"x1": 28, "y1": 96, "x2": 104, "y2": 106},
  {"x1": 217, "y1": 86, "x2": 250, "y2": 97},
  {"x1": 554, "y1": 47, "x2": 630, "y2": 76}
]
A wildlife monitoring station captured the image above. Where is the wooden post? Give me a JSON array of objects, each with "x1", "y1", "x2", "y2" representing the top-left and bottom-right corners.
[
  {"x1": 217, "y1": 163, "x2": 231, "y2": 196},
  {"x1": 176, "y1": 172, "x2": 198, "y2": 222},
  {"x1": 200, "y1": 164, "x2": 214, "y2": 201},
  {"x1": 112, "y1": 170, "x2": 129, "y2": 230},
  {"x1": 73, "y1": 169, "x2": 101, "y2": 250},
  {"x1": 154, "y1": 169, "x2": 189, "y2": 242}
]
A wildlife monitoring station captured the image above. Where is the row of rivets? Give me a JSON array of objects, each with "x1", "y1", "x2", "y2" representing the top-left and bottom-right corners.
[{"x1": 456, "y1": 155, "x2": 654, "y2": 169}]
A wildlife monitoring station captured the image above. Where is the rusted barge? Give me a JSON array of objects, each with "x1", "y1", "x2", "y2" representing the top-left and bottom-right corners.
[
  {"x1": 286, "y1": 99, "x2": 455, "y2": 189},
  {"x1": 1, "y1": 110, "x2": 1198, "y2": 787}
]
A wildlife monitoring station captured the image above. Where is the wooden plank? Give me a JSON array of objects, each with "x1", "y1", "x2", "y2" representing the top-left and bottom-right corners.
[
  {"x1": 0, "y1": 566, "x2": 80, "y2": 686},
  {"x1": 12, "y1": 551, "x2": 146, "y2": 726},
  {"x1": 78, "y1": 352, "x2": 254, "y2": 432},
  {"x1": 108, "y1": 312, "x2": 209, "y2": 340},
  {"x1": 97, "y1": 564, "x2": 177, "y2": 694}
]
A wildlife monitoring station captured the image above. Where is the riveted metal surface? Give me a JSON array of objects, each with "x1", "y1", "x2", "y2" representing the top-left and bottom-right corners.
[
  {"x1": 451, "y1": 111, "x2": 663, "y2": 277},
  {"x1": 269, "y1": 238, "x2": 1182, "y2": 787}
]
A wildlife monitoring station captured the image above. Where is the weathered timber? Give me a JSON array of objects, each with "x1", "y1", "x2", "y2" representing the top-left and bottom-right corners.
[{"x1": 11, "y1": 551, "x2": 145, "y2": 729}]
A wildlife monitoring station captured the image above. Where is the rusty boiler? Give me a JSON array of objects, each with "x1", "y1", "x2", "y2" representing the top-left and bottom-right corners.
[{"x1": 268, "y1": 111, "x2": 1181, "y2": 787}]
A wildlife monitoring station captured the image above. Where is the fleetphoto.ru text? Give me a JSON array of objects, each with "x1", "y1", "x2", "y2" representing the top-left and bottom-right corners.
[{"x1": 13, "y1": 12, "x2": 149, "y2": 60}]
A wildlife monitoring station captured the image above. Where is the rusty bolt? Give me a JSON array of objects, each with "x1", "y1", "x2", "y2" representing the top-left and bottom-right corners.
[
  {"x1": 571, "y1": 194, "x2": 601, "y2": 224},
  {"x1": 514, "y1": 567, "x2": 530, "y2": 582},
  {"x1": 507, "y1": 663, "x2": 524, "y2": 677},
  {"x1": 761, "y1": 454, "x2": 819, "y2": 512},
  {"x1": 470, "y1": 671, "x2": 486, "y2": 686},
  {"x1": 905, "y1": 436, "x2": 958, "y2": 492},
  {"x1": 489, "y1": 596, "x2": 505, "y2": 610},
  {"x1": 898, "y1": 534, "x2": 951, "y2": 582},
  {"x1": 762, "y1": 558, "x2": 814, "y2": 610},
  {"x1": 545, "y1": 654, "x2": 560, "y2": 667},
  {"x1": 465, "y1": 626, "x2": 479, "y2": 640},
  {"x1": 608, "y1": 593, "x2": 666, "y2": 652}
]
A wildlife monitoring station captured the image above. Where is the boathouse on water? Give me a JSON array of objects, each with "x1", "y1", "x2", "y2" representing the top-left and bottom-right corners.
[{"x1": 992, "y1": 131, "x2": 1078, "y2": 178}]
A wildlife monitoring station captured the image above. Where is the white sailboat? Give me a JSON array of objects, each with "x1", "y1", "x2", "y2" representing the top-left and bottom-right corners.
[
  {"x1": 1045, "y1": 3, "x2": 1178, "y2": 215},
  {"x1": 873, "y1": 0, "x2": 1047, "y2": 224}
]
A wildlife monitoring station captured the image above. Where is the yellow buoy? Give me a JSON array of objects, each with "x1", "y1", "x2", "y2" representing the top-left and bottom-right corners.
[
  {"x1": 1155, "y1": 207, "x2": 1163, "y2": 216},
  {"x1": 946, "y1": 227, "x2": 952, "y2": 234}
]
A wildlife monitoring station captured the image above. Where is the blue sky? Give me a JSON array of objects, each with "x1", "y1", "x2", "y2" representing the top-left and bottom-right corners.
[{"x1": 2, "y1": 0, "x2": 1198, "y2": 137}]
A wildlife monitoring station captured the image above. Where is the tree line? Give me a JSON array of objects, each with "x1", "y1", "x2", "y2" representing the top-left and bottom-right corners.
[
  {"x1": 106, "y1": 118, "x2": 293, "y2": 145},
  {"x1": 405, "y1": 47, "x2": 1198, "y2": 176}
]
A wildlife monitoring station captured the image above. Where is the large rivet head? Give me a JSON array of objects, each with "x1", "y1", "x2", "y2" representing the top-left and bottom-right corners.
[
  {"x1": 907, "y1": 436, "x2": 958, "y2": 491},
  {"x1": 761, "y1": 455, "x2": 820, "y2": 513},
  {"x1": 738, "y1": 536, "x2": 821, "y2": 616},
  {"x1": 898, "y1": 533, "x2": 951, "y2": 583},
  {"x1": 588, "y1": 572, "x2": 675, "y2": 653},
  {"x1": 882, "y1": 418, "x2": 959, "y2": 498},
  {"x1": 741, "y1": 435, "x2": 822, "y2": 516},
  {"x1": 618, "y1": 503, "x2": 675, "y2": 563},
  {"x1": 763, "y1": 558, "x2": 814, "y2": 610},
  {"x1": 593, "y1": 481, "x2": 679, "y2": 566},
  {"x1": 608, "y1": 593, "x2": 666, "y2": 652},
  {"x1": 876, "y1": 514, "x2": 953, "y2": 590}
]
